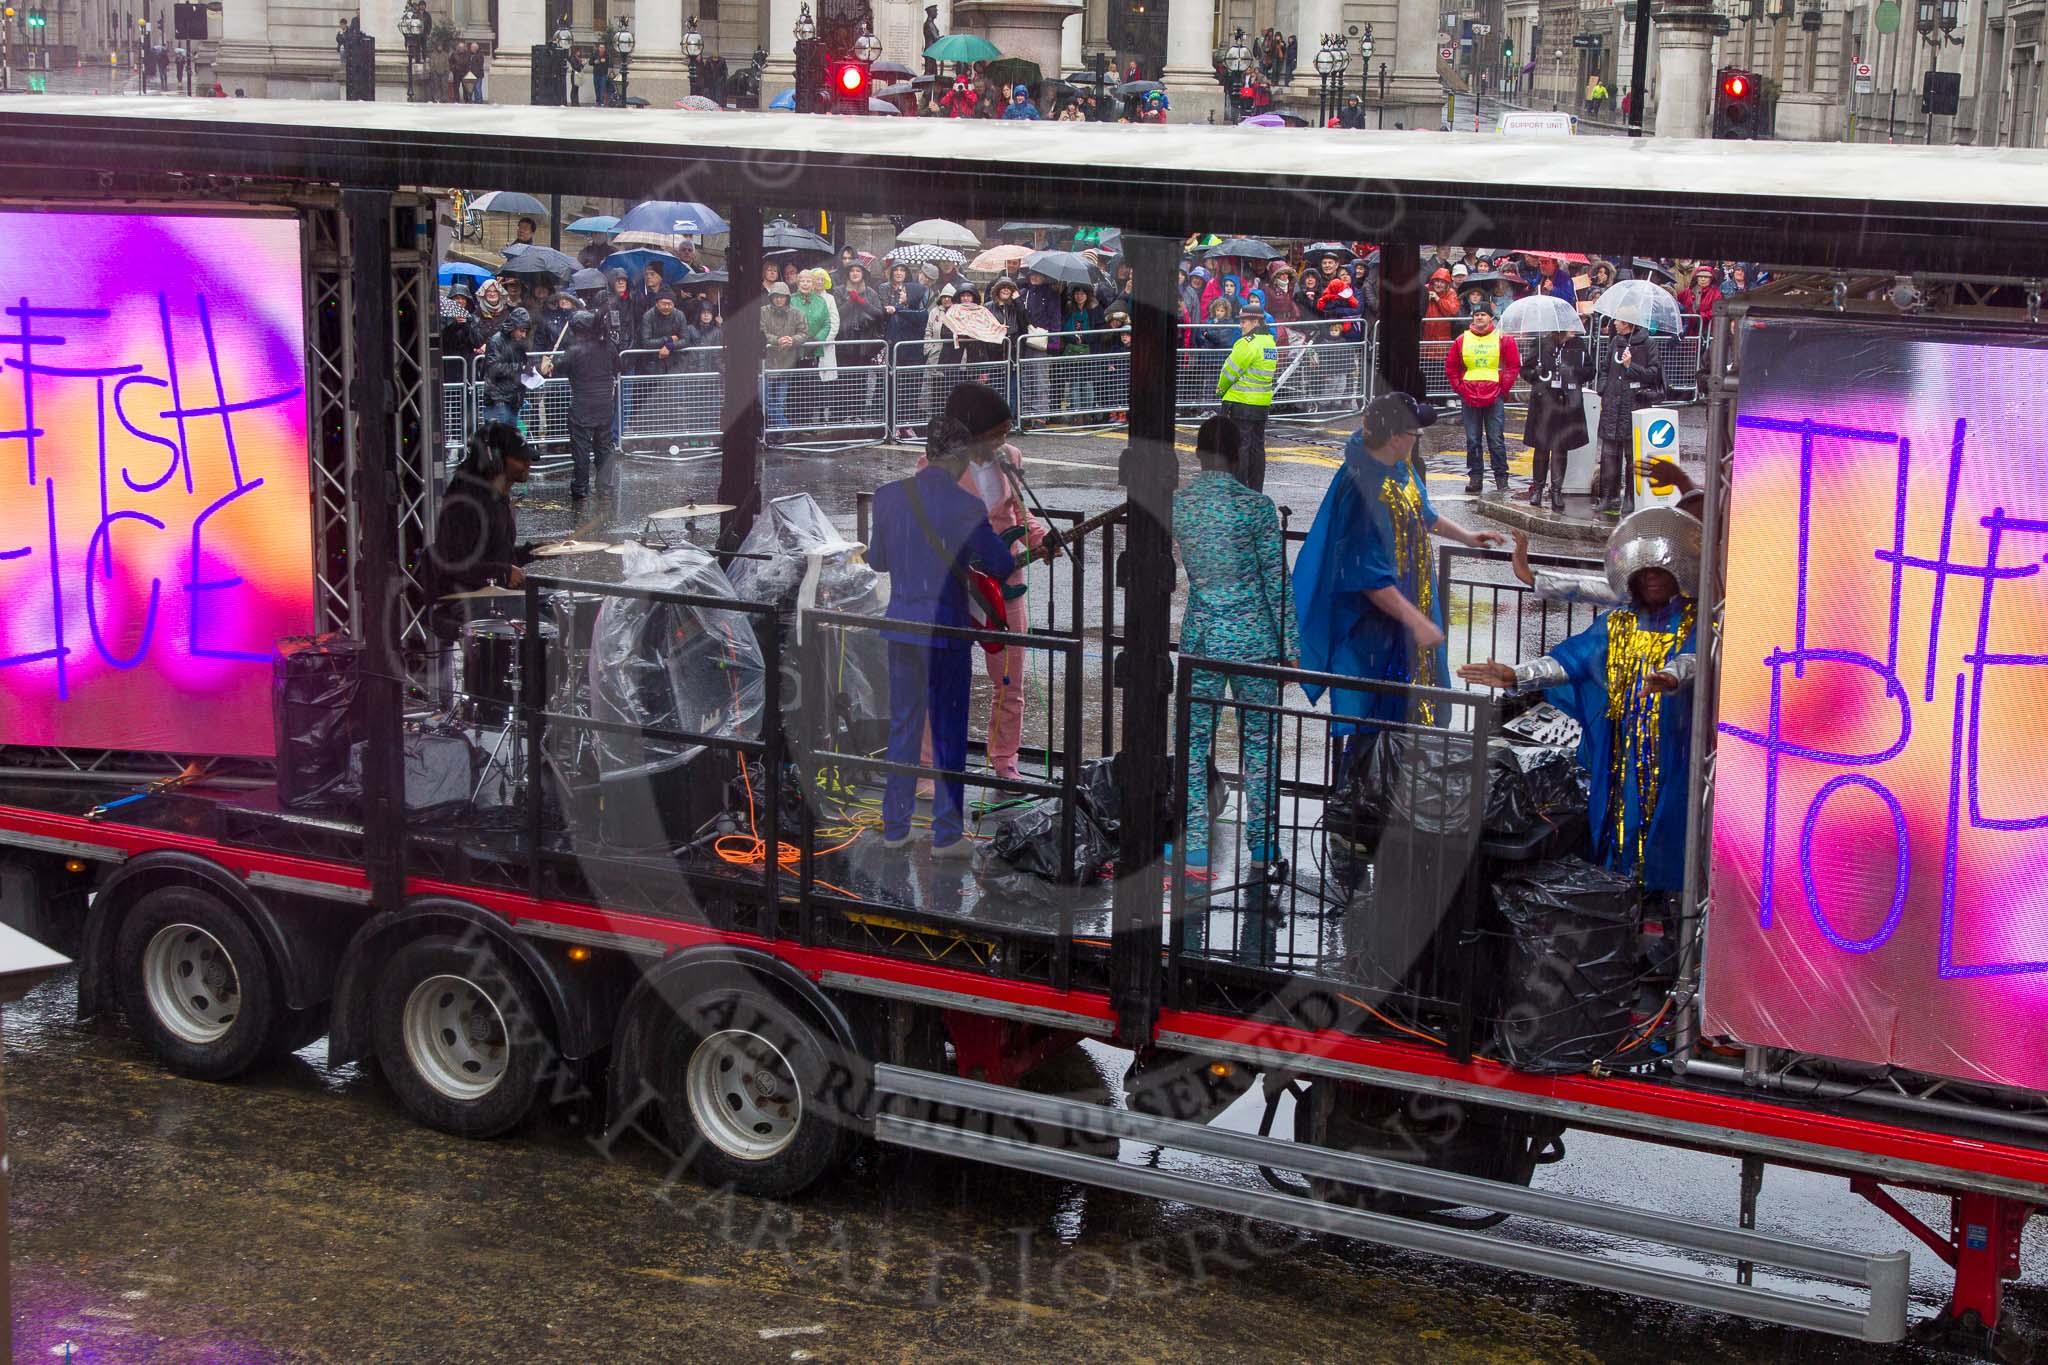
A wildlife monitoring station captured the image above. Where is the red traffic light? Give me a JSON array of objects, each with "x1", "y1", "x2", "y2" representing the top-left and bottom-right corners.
[
  {"x1": 1723, "y1": 74, "x2": 1748, "y2": 98},
  {"x1": 836, "y1": 62, "x2": 868, "y2": 97}
]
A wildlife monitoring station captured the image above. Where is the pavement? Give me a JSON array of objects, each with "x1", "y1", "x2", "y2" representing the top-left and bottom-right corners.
[{"x1": 10, "y1": 966, "x2": 2042, "y2": 1364}]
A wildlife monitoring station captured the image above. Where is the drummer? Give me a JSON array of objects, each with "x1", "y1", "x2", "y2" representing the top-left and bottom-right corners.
[{"x1": 428, "y1": 421, "x2": 538, "y2": 626}]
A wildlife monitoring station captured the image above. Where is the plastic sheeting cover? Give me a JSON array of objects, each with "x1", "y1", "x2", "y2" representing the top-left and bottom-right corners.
[{"x1": 590, "y1": 543, "x2": 765, "y2": 781}]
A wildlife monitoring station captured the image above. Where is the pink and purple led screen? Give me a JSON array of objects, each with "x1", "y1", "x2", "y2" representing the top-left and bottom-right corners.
[
  {"x1": 1707, "y1": 319, "x2": 2048, "y2": 1092},
  {"x1": 0, "y1": 211, "x2": 312, "y2": 757}
]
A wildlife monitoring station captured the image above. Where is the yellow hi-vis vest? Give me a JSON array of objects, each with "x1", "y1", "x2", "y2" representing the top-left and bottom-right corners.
[
  {"x1": 1217, "y1": 330, "x2": 1278, "y2": 406},
  {"x1": 1461, "y1": 329, "x2": 1502, "y2": 384}
]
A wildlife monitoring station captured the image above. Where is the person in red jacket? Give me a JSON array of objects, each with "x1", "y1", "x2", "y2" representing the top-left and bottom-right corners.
[
  {"x1": 1445, "y1": 302, "x2": 1522, "y2": 494},
  {"x1": 1677, "y1": 264, "x2": 1722, "y2": 335}
]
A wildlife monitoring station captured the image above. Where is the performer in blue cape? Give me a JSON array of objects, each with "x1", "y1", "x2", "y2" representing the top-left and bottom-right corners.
[
  {"x1": 1295, "y1": 392, "x2": 1504, "y2": 734},
  {"x1": 1459, "y1": 506, "x2": 1701, "y2": 893}
]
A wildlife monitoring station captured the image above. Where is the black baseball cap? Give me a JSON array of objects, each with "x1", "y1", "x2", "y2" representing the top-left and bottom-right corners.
[{"x1": 1363, "y1": 392, "x2": 1438, "y2": 444}]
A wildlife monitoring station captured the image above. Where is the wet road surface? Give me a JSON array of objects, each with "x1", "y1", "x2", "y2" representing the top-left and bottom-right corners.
[{"x1": 9, "y1": 968, "x2": 2041, "y2": 1364}]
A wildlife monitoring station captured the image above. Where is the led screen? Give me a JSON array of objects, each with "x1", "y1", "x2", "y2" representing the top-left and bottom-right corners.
[
  {"x1": 0, "y1": 211, "x2": 312, "y2": 756},
  {"x1": 1706, "y1": 318, "x2": 2048, "y2": 1092}
]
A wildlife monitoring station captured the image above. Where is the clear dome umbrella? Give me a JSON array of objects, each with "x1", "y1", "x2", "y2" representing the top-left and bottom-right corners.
[
  {"x1": 1591, "y1": 278, "x2": 1684, "y2": 336},
  {"x1": 1498, "y1": 293, "x2": 1583, "y2": 334}
]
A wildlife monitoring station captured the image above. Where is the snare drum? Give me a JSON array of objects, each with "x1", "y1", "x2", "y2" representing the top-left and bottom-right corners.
[{"x1": 459, "y1": 617, "x2": 558, "y2": 726}]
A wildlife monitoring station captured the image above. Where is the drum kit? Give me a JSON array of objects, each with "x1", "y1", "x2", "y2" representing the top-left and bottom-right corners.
[{"x1": 438, "y1": 501, "x2": 736, "y2": 814}]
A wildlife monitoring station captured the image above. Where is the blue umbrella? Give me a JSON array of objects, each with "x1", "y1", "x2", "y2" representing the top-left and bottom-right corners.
[
  {"x1": 770, "y1": 87, "x2": 797, "y2": 111},
  {"x1": 438, "y1": 262, "x2": 495, "y2": 287},
  {"x1": 603, "y1": 249, "x2": 692, "y2": 283},
  {"x1": 566, "y1": 214, "x2": 619, "y2": 233},
  {"x1": 617, "y1": 200, "x2": 730, "y2": 236}
]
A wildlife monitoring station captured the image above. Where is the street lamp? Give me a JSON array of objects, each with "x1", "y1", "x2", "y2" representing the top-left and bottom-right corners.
[
  {"x1": 1223, "y1": 26, "x2": 1250, "y2": 120},
  {"x1": 397, "y1": 5, "x2": 425, "y2": 102},
  {"x1": 854, "y1": 22, "x2": 881, "y2": 64},
  {"x1": 614, "y1": 17, "x2": 634, "y2": 104},
  {"x1": 1354, "y1": 23, "x2": 1377, "y2": 125},
  {"x1": 1313, "y1": 33, "x2": 1345, "y2": 126},
  {"x1": 793, "y1": 1, "x2": 815, "y2": 43},
  {"x1": 684, "y1": 14, "x2": 703, "y2": 94}
]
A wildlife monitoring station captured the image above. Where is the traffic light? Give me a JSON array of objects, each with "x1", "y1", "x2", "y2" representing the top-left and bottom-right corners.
[
  {"x1": 1712, "y1": 66, "x2": 1763, "y2": 139},
  {"x1": 826, "y1": 57, "x2": 870, "y2": 113},
  {"x1": 1502, "y1": 38, "x2": 1514, "y2": 62}
]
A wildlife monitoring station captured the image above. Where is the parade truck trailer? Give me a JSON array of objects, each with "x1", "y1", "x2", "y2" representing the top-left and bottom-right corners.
[{"x1": 0, "y1": 100, "x2": 2043, "y2": 1354}]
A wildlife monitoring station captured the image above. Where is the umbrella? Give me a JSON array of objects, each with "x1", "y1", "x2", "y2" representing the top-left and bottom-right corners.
[
  {"x1": 1498, "y1": 294, "x2": 1583, "y2": 335},
  {"x1": 769, "y1": 87, "x2": 798, "y2": 111},
  {"x1": 997, "y1": 221, "x2": 1071, "y2": 236},
  {"x1": 673, "y1": 95, "x2": 722, "y2": 111},
  {"x1": 886, "y1": 243, "x2": 966, "y2": 265},
  {"x1": 898, "y1": 218, "x2": 980, "y2": 249},
  {"x1": 1203, "y1": 238, "x2": 1284, "y2": 261},
  {"x1": 500, "y1": 241, "x2": 532, "y2": 258},
  {"x1": 673, "y1": 270, "x2": 729, "y2": 291},
  {"x1": 1459, "y1": 271, "x2": 1532, "y2": 291},
  {"x1": 1631, "y1": 258, "x2": 1680, "y2": 283},
  {"x1": 1302, "y1": 240, "x2": 1355, "y2": 259},
  {"x1": 968, "y1": 244, "x2": 1032, "y2": 273},
  {"x1": 469, "y1": 190, "x2": 549, "y2": 217},
  {"x1": 985, "y1": 57, "x2": 1042, "y2": 89},
  {"x1": 568, "y1": 267, "x2": 610, "y2": 292},
  {"x1": 1065, "y1": 69, "x2": 1114, "y2": 86},
  {"x1": 1019, "y1": 250, "x2": 1096, "y2": 286},
  {"x1": 603, "y1": 249, "x2": 690, "y2": 283},
  {"x1": 763, "y1": 219, "x2": 833, "y2": 253},
  {"x1": 924, "y1": 33, "x2": 1001, "y2": 63},
  {"x1": 878, "y1": 81, "x2": 917, "y2": 97},
  {"x1": 868, "y1": 97, "x2": 902, "y2": 114},
  {"x1": 499, "y1": 245, "x2": 577, "y2": 282},
  {"x1": 1073, "y1": 226, "x2": 1121, "y2": 249},
  {"x1": 1592, "y1": 279, "x2": 1684, "y2": 335},
  {"x1": 1239, "y1": 113, "x2": 1286, "y2": 127},
  {"x1": 438, "y1": 262, "x2": 495, "y2": 287},
  {"x1": 941, "y1": 302, "x2": 1008, "y2": 344},
  {"x1": 1519, "y1": 249, "x2": 1591, "y2": 264},
  {"x1": 872, "y1": 59, "x2": 915, "y2": 80},
  {"x1": 1114, "y1": 79, "x2": 1163, "y2": 96},
  {"x1": 618, "y1": 200, "x2": 729, "y2": 236},
  {"x1": 566, "y1": 215, "x2": 619, "y2": 234}
]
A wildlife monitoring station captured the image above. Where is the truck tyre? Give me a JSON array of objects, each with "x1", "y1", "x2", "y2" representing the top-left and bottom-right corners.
[
  {"x1": 114, "y1": 884, "x2": 280, "y2": 1081},
  {"x1": 370, "y1": 934, "x2": 550, "y2": 1138},
  {"x1": 656, "y1": 986, "x2": 851, "y2": 1199}
]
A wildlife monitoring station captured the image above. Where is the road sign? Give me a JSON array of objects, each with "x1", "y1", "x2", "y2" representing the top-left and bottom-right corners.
[
  {"x1": 1875, "y1": 0, "x2": 1901, "y2": 32},
  {"x1": 1497, "y1": 110, "x2": 1577, "y2": 136},
  {"x1": 1855, "y1": 60, "x2": 1873, "y2": 78},
  {"x1": 1472, "y1": 22, "x2": 1491, "y2": 34},
  {"x1": 1440, "y1": 45, "x2": 1455, "y2": 61},
  {"x1": 1571, "y1": 33, "x2": 1603, "y2": 48}
]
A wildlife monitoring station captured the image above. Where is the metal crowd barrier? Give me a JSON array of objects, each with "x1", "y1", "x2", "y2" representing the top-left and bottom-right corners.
[{"x1": 436, "y1": 311, "x2": 1712, "y2": 459}]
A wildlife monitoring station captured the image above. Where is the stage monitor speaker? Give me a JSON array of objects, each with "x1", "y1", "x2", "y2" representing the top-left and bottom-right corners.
[
  {"x1": 596, "y1": 745, "x2": 733, "y2": 851},
  {"x1": 531, "y1": 43, "x2": 567, "y2": 106},
  {"x1": 273, "y1": 633, "x2": 363, "y2": 809}
]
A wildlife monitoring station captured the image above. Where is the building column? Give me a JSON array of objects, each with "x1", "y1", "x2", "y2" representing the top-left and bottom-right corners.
[
  {"x1": 214, "y1": 0, "x2": 272, "y2": 93},
  {"x1": 1061, "y1": 8, "x2": 1081, "y2": 68},
  {"x1": 1162, "y1": 0, "x2": 1221, "y2": 122},
  {"x1": 1653, "y1": 3, "x2": 1720, "y2": 139},
  {"x1": 1385, "y1": 0, "x2": 1446, "y2": 125},
  {"x1": 1284, "y1": 0, "x2": 1339, "y2": 95},
  {"x1": 490, "y1": 0, "x2": 547, "y2": 100},
  {"x1": 628, "y1": 0, "x2": 690, "y2": 101},
  {"x1": 762, "y1": 0, "x2": 799, "y2": 90}
]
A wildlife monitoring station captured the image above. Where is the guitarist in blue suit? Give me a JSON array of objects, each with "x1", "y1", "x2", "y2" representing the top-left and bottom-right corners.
[{"x1": 868, "y1": 414, "x2": 1018, "y2": 858}]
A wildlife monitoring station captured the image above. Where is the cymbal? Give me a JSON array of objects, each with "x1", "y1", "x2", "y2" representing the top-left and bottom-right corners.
[
  {"x1": 531, "y1": 539, "x2": 613, "y2": 558},
  {"x1": 646, "y1": 503, "x2": 735, "y2": 520},
  {"x1": 442, "y1": 584, "x2": 523, "y2": 601}
]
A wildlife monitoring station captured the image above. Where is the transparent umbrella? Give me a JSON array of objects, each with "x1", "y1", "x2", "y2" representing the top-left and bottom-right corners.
[
  {"x1": 1498, "y1": 294, "x2": 1583, "y2": 335},
  {"x1": 1592, "y1": 279, "x2": 1683, "y2": 335},
  {"x1": 898, "y1": 218, "x2": 981, "y2": 249}
]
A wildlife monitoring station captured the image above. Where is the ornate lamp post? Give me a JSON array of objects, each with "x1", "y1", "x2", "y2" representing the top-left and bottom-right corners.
[
  {"x1": 397, "y1": 5, "x2": 425, "y2": 102},
  {"x1": 1313, "y1": 34, "x2": 1346, "y2": 126},
  {"x1": 614, "y1": 17, "x2": 634, "y2": 104},
  {"x1": 684, "y1": 14, "x2": 703, "y2": 94},
  {"x1": 1223, "y1": 27, "x2": 1250, "y2": 120}
]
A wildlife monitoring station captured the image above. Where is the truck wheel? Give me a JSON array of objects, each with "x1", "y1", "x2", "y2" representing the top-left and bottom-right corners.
[
  {"x1": 114, "y1": 885, "x2": 279, "y2": 1081},
  {"x1": 656, "y1": 987, "x2": 851, "y2": 1199},
  {"x1": 371, "y1": 935, "x2": 549, "y2": 1138}
]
